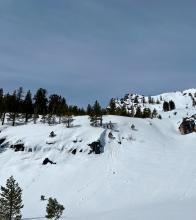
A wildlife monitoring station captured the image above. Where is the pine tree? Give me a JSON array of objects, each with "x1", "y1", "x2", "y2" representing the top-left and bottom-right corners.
[
  {"x1": 156, "y1": 99, "x2": 160, "y2": 104},
  {"x1": 23, "y1": 90, "x2": 33, "y2": 123},
  {"x1": 0, "y1": 88, "x2": 3, "y2": 119},
  {"x1": 152, "y1": 108, "x2": 158, "y2": 118},
  {"x1": 142, "y1": 108, "x2": 152, "y2": 118},
  {"x1": 0, "y1": 176, "x2": 23, "y2": 220},
  {"x1": 90, "y1": 100, "x2": 103, "y2": 127},
  {"x1": 169, "y1": 100, "x2": 175, "y2": 110},
  {"x1": 163, "y1": 101, "x2": 170, "y2": 112},
  {"x1": 108, "y1": 98, "x2": 116, "y2": 115},
  {"x1": 56, "y1": 97, "x2": 68, "y2": 124},
  {"x1": 120, "y1": 105, "x2": 129, "y2": 117},
  {"x1": 33, "y1": 106, "x2": 39, "y2": 124},
  {"x1": 148, "y1": 96, "x2": 152, "y2": 104},
  {"x1": 45, "y1": 197, "x2": 64, "y2": 220},
  {"x1": 7, "y1": 91, "x2": 19, "y2": 126},
  {"x1": 142, "y1": 96, "x2": 146, "y2": 104},
  {"x1": 87, "y1": 104, "x2": 92, "y2": 116},
  {"x1": 134, "y1": 106, "x2": 142, "y2": 118},
  {"x1": 134, "y1": 96, "x2": 139, "y2": 104},
  {"x1": 34, "y1": 88, "x2": 48, "y2": 115},
  {"x1": 0, "y1": 89, "x2": 6, "y2": 125},
  {"x1": 130, "y1": 105, "x2": 135, "y2": 117},
  {"x1": 48, "y1": 94, "x2": 61, "y2": 115}
]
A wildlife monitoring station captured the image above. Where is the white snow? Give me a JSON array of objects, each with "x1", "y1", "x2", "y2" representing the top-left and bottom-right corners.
[{"x1": 1, "y1": 90, "x2": 196, "y2": 219}]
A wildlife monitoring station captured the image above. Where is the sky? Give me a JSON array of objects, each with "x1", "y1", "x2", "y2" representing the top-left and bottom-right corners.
[{"x1": 0, "y1": 0, "x2": 196, "y2": 106}]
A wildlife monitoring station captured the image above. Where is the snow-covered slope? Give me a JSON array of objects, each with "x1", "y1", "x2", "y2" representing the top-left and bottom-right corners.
[
  {"x1": 115, "y1": 88, "x2": 196, "y2": 112},
  {"x1": 1, "y1": 91, "x2": 196, "y2": 219}
]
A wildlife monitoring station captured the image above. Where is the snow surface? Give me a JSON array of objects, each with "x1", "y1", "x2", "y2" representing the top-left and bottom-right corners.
[{"x1": 1, "y1": 90, "x2": 196, "y2": 219}]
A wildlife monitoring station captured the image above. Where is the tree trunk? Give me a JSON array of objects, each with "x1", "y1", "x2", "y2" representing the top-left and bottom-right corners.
[
  {"x1": 1, "y1": 112, "x2": 5, "y2": 125},
  {"x1": 12, "y1": 114, "x2": 16, "y2": 126}
]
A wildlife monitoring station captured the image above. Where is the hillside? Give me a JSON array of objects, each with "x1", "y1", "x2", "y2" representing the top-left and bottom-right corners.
[
  {"x1": 114, "y1": 88, "x2": 196, "y2": 113},
  {"x1": 1, "y1": 90, "x2": 196, "y2": 219}
]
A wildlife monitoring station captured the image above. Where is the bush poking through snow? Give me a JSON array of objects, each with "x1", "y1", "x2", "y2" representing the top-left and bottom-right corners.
[
  {"x1": 0, "y1": 176, "x2": 23, "y2": 220},
  {"x1": 41, "y1": 195, "x2": 46, "y2": 201},
  {"x1": 45, "y1": 197, "x2": 65, "y2": 220}
]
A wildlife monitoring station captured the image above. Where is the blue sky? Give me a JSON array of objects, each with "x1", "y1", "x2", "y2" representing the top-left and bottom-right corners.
[{"x1": 0, "y1": 0, "x2": 196, "y2": 106}]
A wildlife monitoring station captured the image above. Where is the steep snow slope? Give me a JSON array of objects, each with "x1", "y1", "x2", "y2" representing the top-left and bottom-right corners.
[{"x1": 1, "y1": 108, "x2": 196, "y2": 219}]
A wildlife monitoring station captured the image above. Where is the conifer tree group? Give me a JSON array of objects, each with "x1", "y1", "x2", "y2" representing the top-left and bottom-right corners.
[
  {"x1": 163, "y1": 100, "x2": 176, "y2": 112},
  {"x1": 0, "y1": 87, "x2": 86, "y2": 126},
  {"x1": 0, "y1": 87, "x2": 165, "y2": 126}
]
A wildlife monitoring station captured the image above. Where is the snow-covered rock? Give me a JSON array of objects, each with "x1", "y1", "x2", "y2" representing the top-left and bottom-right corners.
[{"x1": 113, "y1": 88, "x2": 196, "y2": 113}]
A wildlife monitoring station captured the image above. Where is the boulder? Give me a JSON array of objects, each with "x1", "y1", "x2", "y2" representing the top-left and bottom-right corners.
[
  {"x1": 0, "y1": 138, "x2": 6, "y2": 145},
  {"x1": 88, "y1": 140, "x2": 103, "y2": 154},
  {"x1": 11, "y1": 143, "x2": 25, "y2": 152},
  {"x1": 71, "y1": 149, "x2": 77, "y2": 155},
  {"x1": 49, "y1": 131, "x2": 56, "y2": 138},
  {"x1": 42, "y1": 158, "x2": 56, "y2": 165},
  {"x1": 179, "y1": 118, "x2": 196, "y2": 135}
]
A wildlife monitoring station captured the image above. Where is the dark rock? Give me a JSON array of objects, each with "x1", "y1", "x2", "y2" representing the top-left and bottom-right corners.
[
  {"x1": 88, "y1": 140, "x2": 103, "y2": 154},
  {"x1": 46, "y1": 141, "x2": 56, "y2": 145},
  {"x1": 71, "y1": 149, "x2": 77, "y2": 155},
  {"x1": 179, "y1": 118, "x2": 196, "y2": 135},
  {"x1": 108, "y1": 132, "x2": 115, "y2": 139},
  {"x1": 131, "y1": 124, "x2": 136, "y2": 130},
  {"x1": 0, "y1": 138, "x2": 6, "y2": 145},
  {"x1": 42, "y1": 158, "x2": 56, "y2": 165},
  {"x1": 11, "y1": 144, "x2": 25, "y2": 152},
  {"x1": 49, "y1": 131, "x2": 56, "y2": 138}
]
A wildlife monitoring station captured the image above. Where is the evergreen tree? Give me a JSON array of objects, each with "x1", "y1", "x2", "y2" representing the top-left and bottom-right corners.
[
  {"x1": 86, "y1": 104, "x2": 92, "y2": 116},
  {"x1": 120, "y1": 105, "x2": 129, "y2": 117},
  {"x1": 48, "y1": 94, "x2": 61, "y2": 115},
  {"x1": 7, "y1": 91, "x2": 19, "y2": 126},
  {"x1": 152, "y1": 108, "x2": 158, "y2": 118},
  {"x1": 169, "y1": 100, "x2": 176, "y2": 110},
  {"x1": 45, "y1": 197, "x2": 64, "y2": 220},
  {"x1": 134, "y1": 106, "x2": 142, "y2": 118},
  {"x1": 148, "y1": 96, "x2": 152, "y2": 104},
  {"x1": 130, "y1": 105, "x2": 135, "y2": 117},
  {"x1": 90, "y1": 100, "x2": 103, "y2": 127},
  {"x1": 33, "y1": 106, "x2": 39, "y2": 124},
  {"x1": 156, "y1": 99, "x2": 160, "y2": 104},
  {"x1": 23, "y1": 90, "x2": 33, "y2": 123},
  {"x1": 56, "y1": 97, "x2": 68, "y2": 124},
  {"x1": 0, "y1": 176, "x2": 23, "y2": 220},
  {"x1": 34, "y1": 88, "x2": 48, "y2": 115},
  {"x1": 0, "y1": 89, "x2": 6, "y2": 125},
  {"x1": 142, "y1": 96, "x2": 146, "y2": 104},
  {"x1": 192, "y1": 98, "x2": 196, "y2": 107},
  {"x1": 108, "y1": 98, "x2": 116, "y2": 115},
  {"x1": 163, "y1": 101, "x2": 170, "y2": 112},
  {"x1": 133, "y1": 96, "x2": 139, "y2": 104},
  {"x1": 142, "y1": 108, "x2": 152, "y2": 118},
  {"x1": 0, "y1": 88, "x2": 3, "y2": 119}
]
